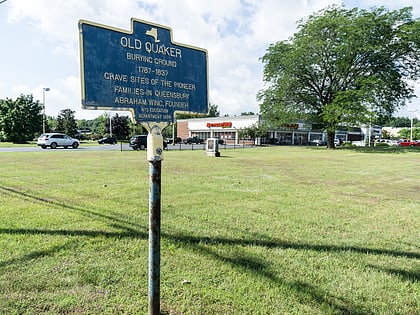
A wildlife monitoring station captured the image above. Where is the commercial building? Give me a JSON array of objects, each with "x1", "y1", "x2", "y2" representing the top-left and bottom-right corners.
[
  {"x1": 177, "y1": 115, "x2": 261, "y2": 145},
  {"x1": 177, "y1": 115, "x2": 382, "y2": 145}
]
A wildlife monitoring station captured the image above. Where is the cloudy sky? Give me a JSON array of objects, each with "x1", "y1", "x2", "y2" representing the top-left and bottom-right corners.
[{"x1": 1, "y1": 0, "x2": 420, "y2": 120}]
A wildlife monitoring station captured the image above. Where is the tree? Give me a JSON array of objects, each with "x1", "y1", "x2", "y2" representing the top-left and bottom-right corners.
[
  {"x1": 238, "y1": 123, "x2": 267, "y2": 145},
  {"x1": 56, "y1": 109, "x2": 78, "y2": 137},
  {"x1": 0, "y1": 94, "x2": 42, "y2": 143},
  {"x1": 208, "y1": 103, "x2": 220, "y2": 117},
  {"x1": 175, "y1": 103, "x2": 220, "y2": 120},
  {"x1": 104, "y1": 113, "x2": 130, "y2": 140},
  {"x1": 77, "y1": 117, "x2": 102, "y2": 135},
  {"x1": 258, "y1": 6, "x2": 420, "y2": 148},
  {"x1": 398, "y1": 127, "x2": 420, "y2": 140}
]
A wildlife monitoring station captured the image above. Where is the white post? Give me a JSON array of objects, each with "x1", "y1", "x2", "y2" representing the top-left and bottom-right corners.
[
  {"x1": 409, "y1": 109, "x2": 417, "y2": 142},
  {"x1": 109, "y1": 114, "x2": 112, "y2": 137}
]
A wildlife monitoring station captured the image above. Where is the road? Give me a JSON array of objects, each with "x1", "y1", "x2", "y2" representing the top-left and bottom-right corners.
[
  {"x1": 0, "y1": 143, "x2": 208, "y2": 153},
  {"x1": 0, "y1": 142, "x2": 256, "y2": 153}
]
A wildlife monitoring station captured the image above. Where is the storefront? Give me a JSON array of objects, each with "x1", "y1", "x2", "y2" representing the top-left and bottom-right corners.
[
  {"x1": 177, "y1": 115, "x2": 261, "y2": 144},
  {"x1": 177, "y1": 115, "x2": 380, "y2": 145}
]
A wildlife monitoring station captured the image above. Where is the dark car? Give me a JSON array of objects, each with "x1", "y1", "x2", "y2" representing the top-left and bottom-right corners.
[
  {"x1": 98, "y1": 136, "x2": 117, "y2": 145},
  {"x1": 167, "y1": 137, "x2": 182, "y2": 144},
  {"x1": 129, "y1": 135, "x2": 148, "y2": 150},
  {"x1": 130, "y1": 135, "x2": 167, "y2": 150},
  {"x1": 183, "y1": 136, "x2": 203, "y2": 144}
]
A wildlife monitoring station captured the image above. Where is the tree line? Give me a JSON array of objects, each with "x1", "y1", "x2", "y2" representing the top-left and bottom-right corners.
[
  {"x1": 0, "y1": 95, "x2": 222, "y2": 143},
  {"x1": 0, "y1": 94, "x2": 135, "y2": 143}
]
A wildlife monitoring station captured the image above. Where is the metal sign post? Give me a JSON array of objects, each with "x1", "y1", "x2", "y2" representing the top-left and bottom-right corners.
[
  {"x1": 143, "y1": 123, "x2": 166, "y2": 315},
  {"x1": 79, "y1": 18, "x2": 208, "y2": 315}
]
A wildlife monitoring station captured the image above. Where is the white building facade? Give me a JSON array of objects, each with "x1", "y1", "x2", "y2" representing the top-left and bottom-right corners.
[
  {"x1": 177, "y1": 115, "x2": 381, "y2": 145},
  {"x1": 177, "y1": 115, "x2": 261, "y2": 145}
]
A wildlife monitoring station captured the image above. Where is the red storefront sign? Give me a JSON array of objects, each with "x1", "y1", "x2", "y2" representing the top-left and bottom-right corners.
[{"x1": 206, "y1": 122, "x2": 232, "y2": 128}]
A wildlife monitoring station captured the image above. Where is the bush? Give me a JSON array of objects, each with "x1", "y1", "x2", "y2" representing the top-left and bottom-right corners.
[{"x1": 375, "y1": 142, "x2": 390, "y2": 147}]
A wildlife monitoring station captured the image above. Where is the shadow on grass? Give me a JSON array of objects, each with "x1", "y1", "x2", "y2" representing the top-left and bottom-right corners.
[
  {"x1": 0, "y1": 227, "x2": 381, "y2": 314},
  {"x1": 0, "y1": 240, "x2": 78, "y2": 268},
  {"x1": 0, "y1": 186, "x2": 146, "y2": 235},
  {"x1": 165, "y1": 233, "x2": 420, "y2": 260},
  {"x1": 194, "y1": 244, "x2": 362, "y2": 314},
  {"x1": 0, "y1": 185, "x2": 148, "y2": 269},
  {"x1": 367, "y1": 265, "x2": 420, "y2": 282},
  {"x1": 1, "y1": 185, "x2": 418, "y2": 314},
  {"x1": 165, "y1": 233, "x2": 419, "y2": 314}
]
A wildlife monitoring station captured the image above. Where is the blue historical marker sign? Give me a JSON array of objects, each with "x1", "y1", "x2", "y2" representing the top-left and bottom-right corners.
[{"x1": 79, "y1": 18, "x2": 208, "y2": 123}]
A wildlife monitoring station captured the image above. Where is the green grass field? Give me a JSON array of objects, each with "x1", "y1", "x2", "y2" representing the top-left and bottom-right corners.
[{"x1": 0, "y1": 146, "x2": 419, "y2": 314}]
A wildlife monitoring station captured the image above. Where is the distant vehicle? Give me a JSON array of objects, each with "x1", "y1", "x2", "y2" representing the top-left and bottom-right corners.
[
  {"x1": 129, "y1": 135, "x2": 147, "y2": 150},
  {"x1": 129, "y1": 135, "x2": 167, "y2": 150},
  {"x1": 311, "y1": 139, "x2": 327, "y2": 146},
  {"x1": 167, "y1": 137, "x2": 182, "y2": 144},
  {"x1": 375, "y1": 139, "x2": 398, "y2": 146},
  {"x1": 334, "y1": 139, "x2": 342, "y2": 146},
  {"x1": 351, "y1": 140, "x2": 365, "y2": 147},
  {"x1": 37, "y1": 133, "x2": 79, "y2": 149},
  {"x1": 397, "y1": 139, "x2": 419, "y2": 147},
  {"x1": 98, "y1": 136, "x2": 117, "y2": 145},
  {"x1": 183, "y1": 136, "x2": 203, "y2": 144}
]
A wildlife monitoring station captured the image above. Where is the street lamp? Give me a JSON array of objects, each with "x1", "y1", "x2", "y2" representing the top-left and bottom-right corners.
[
  {"x1": 409, "y1": 109, "x2": 417, "y2": 142},
  {"x1": 42, "y1": 87, "x2": 50, "y2": 134}
]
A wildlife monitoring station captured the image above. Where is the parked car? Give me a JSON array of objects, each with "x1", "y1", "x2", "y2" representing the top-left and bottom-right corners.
[
  {"x1": 397, "y1": 139, "x2": 419, "y2": 147},
  {"x1": 37, "y1": 133, "x2": 79, "y2": 149},
  {"x1": 167, "y1": 137, "x2": 182, "y2": 144},
  {"x1": 375, "y1": 139, "x2": 398, "y2": 146},
  {"x1": 129, "y1": 135, "x2": 148, "y2": 150},
  {"x1": 183, "y1": 136, "x2": 203, "y2": 144},
  {"x1": 129, "y1": 135, "x2": 167, "y2": 150},
  {"x1": 98, "y1": 136, "x2": 117, "y2": 145},
  {"x1": 311, "y1": 139, "x2": 327, "y2": 146}
]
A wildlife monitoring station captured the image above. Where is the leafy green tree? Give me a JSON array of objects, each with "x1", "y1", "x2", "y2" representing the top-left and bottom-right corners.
[
  {"x1": 388, "y1": 116, "x2": 411, "y2": 127},
  {"x1": 104, "y1": 113, "x2": 130, "y2": 140},
  {"x1": 0, "y1": 94, "x2": 42, "y2": 143},
  {"x1": 130, "y1": 122, "x2": 147, "y2": 136},
  {"x1": 45, "y1": 115, "x2": 56, "y2": 132},
  {"x1": 238, "y1": 123, "x2": 267, "y2": 145},
  {"x1": 77, "y1": 117, "x2": 102, "y2": 135},
  {"x1": 208, "y1": 103, "x2": 220, "y2": 117},
  {"x1": 56, "y1": 109, "x2": 78, "y2": 137},
  {"x1": 259, "y1": 6, "x2": 420, "y2": 148},
  {"x1": 376, "y1": 116, "x2": 419, "y2": 127},
  {"x1": 175, "y1": 103, "x2": 219, "y2": 120},
  {"x1": 398, "y1": 127, "x2": 420, "y2": 140}
]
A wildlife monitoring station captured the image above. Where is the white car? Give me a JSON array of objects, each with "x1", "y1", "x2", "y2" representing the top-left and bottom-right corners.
[
  {"x1": 37, "y1": 133, "x2": 80, "y2": 149},
  {"x1": 375, "y1": 139, "x2": 398, "y2": 146}
]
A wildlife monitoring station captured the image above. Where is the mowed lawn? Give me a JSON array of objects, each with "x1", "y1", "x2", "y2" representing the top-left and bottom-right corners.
[{"x1": 0, "y1": 146, "x2": 419, "y2": 314}]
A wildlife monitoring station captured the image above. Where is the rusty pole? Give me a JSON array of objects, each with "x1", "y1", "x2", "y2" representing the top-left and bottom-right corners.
[
  {"x1": 145, "y1": 123, "x2": 165, "y2": 315},
  {"x1": 148, "y1": 159, "x2": 161, "y2": 315}
]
